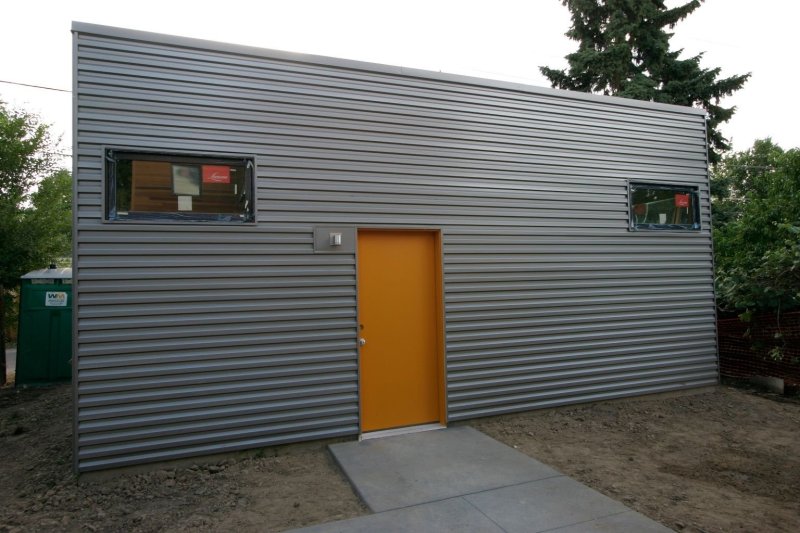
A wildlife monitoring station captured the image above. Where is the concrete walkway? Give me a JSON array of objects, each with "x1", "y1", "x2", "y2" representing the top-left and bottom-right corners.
[{"x1": 292, "y1": 426, "x2": 671, "y2": 532}]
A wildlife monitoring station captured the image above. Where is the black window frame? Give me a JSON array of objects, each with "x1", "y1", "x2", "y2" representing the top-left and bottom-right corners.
[
  {"x1": 104, "y1": 148, "x2": 256, "y2": 224},
  {"x1": 628, "y1": 181, "x2": 701, "y2": 232}
]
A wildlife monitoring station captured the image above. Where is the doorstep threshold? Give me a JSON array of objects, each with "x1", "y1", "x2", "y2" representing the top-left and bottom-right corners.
[{"x1": 360, "y1": 423, "x2": 445, "y2": 441}]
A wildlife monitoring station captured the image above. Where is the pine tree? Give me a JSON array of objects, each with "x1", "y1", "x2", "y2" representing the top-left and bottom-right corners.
[{"x1": 541, "y1": 0, "x2": 749, "y2": 164}]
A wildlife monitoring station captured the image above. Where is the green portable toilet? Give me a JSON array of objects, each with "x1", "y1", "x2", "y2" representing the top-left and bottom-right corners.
[{"x1": 16, "y1": 266, "x2": 73, "y2": 385}]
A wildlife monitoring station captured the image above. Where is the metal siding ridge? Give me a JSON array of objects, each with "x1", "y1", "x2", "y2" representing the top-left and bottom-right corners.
[
  {"x1": 264, "y1": 192, "x2": 628, "y2": 210},
  {"x1": 447, "y1": 309, "x2": 713, "y2": 332},
  {"x1": 447, "y1": 379, "x2": 717, "y2": 421},
  {"x1": 76, "y1": 88, "x2": 705, "y2": 145},
  {"x1": 78, "y1": 265, "x2": 354, "y2": 280},
  {"x1": 76, "y1": 256, "x2": 356, "y2": 267},
  {"x1": 447, "y1": 332, "x2": 716, "y2": 361},
  {"x1": 80, "y1": 350, "x2": 356, "y2": 382},
  {"x1": 447, "y1": 324, "x2": 714, "y2": 352},
  {"x1": 448, "y1": 316, "x2": 715, "y2": 341},
  {"x1": 73, "y1": 46, "x2": 705, "y2": 126},
  {"x1": 448, "y1": 371, "x2": 717, "y2": 405},
  {"x1": 449, "y1": 349, "x2": 717, "y2": 377},
  {"x1": 78, "y1": 309, "x2": 356, "y2": 330},
  {"x1": 448, "y1": 363, "x2": 719, "y2": 398},
  {"x1": 77, "y1": 384, "x2": 359, "y2": 423},
  {"x1": 79, "y1": 362, "x2": 359, "y2": 394},
  {"x1": 445, "y1": 271, "x2": 712, "y2": 283},
  {"x1": 71, "y1": 22, "x2": 706, "y2": 116},
  {"x1": 78, "y1": 277, "x2": 355, "y2": 293},
  {"x1": 446, "y1": 284, "x2": 711, "y2": 301},
  {"x1": 78, "y1": 244, "x2": 315, "y2": 255},
  {"x1": 265, "y1": 178, "x2": 627, "y2": 199},
  {"x1": 78, "y1": 393, "x2": 358, "y2": 432},
  {"x1": 80, "y1": 404, "x2": 358, "y2": 446},
  {"x1": 75, "y1": 113, "x2": 704, "y2": 148},
  {"x1": 444, "y1": 234, "x2": 709, "y2": 243},
  {"x1": 77, "y1": 299, "x2": 356, "y2": 319},
  {"x1": 73, "y1": 84, "x2": 702, "y2": 142},
  {"x1": 76, "y1": 135, "x2": 708, "y2": 174},
  {"x1": 445, "y1": 293, "x2": 715, "y2": 312},
  {"x1": 78, "y1": 372, "x2": 357, "y2": 408},
  {"x1": 75, "y1": 97, "x2": 705, "y2": 149},
  {"x1": 78, "y1": 414, "x2": 358, "y2": 459},
  {"x1": 78, "y1": 329, "x2": 354, "y2": 356},
  {"x1": 450, "y1": 359, "x2": 720, "y2": 384},
  {"x1": 78, "y1": 287, "x2": 354, "y2": 306},
  {"x1": 448, "y1": 370, "x2": 717, "y2": 406},
  {"x1": 444, "y1": 301, "x2": 713, "y2": 322},
  {"x1": 79, "y1": 318, "x2": 356, "y2": 343},
  {"x1": 77, "y1": 426, "x2": 360, "y2": 472},
  {"x1": 444, "y1": 262, "x2": 711, "y2": 273},
  {"x1": 446, "y1": 276, "x2": 712, "y2": 292},
  {"x1": 77, "y1": 101, "x2": 705, "y2": 151},
  {"x1": 77, "y1": 340, "x2": 358, "y2": 369},
  {"x1": 77, "y1": 232, "x2": 312, "y2": 243},
  {"x1": 448, "y1": 342, "x2": 716, "y2": 371}
]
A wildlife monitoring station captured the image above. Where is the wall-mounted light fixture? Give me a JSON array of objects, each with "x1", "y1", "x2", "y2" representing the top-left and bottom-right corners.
[{"x1": 313, "y1": 227, "x2": 354, "y2": 253}]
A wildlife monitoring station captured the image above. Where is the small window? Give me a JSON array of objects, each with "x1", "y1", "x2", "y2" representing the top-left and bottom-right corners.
[
  {"x1": 105, "y1": 149, "x2": 255, "y2": 222},
  {"x1": 629, "y1": 182, "x2": 700, "y2": 231}
]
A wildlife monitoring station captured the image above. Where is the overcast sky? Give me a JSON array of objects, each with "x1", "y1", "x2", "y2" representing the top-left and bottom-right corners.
[{"x1": 3, "y1": 0, "x2": 798, "y2": 168}]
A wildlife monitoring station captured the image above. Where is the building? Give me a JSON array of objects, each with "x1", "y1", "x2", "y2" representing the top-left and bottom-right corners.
[{"x1": 72, "y1": 22, "x2": 718, "y2": 472}]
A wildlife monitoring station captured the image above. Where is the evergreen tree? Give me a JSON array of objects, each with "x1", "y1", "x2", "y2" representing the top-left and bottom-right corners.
[{"x1": 541, "y1": 0, "x2": 749, "y2": 164}]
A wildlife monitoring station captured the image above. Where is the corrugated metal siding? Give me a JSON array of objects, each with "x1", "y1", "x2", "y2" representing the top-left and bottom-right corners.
[{"x1": 73, "y1": 23, "x2": 717, "y2": 471}]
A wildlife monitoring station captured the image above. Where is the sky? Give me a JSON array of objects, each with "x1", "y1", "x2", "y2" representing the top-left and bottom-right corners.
[{"x1": 2, "y1": 0, "x2": 798, "y2": 168}]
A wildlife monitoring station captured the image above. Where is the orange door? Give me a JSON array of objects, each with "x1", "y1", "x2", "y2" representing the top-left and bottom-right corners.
[{"x1": 358, "y1": 230, "x2": 442, "y2": 432}]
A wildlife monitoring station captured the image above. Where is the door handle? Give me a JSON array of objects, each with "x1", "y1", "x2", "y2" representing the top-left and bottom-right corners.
[{"x1": 358, "y1": 338, "x2": 367, "y2": 347}]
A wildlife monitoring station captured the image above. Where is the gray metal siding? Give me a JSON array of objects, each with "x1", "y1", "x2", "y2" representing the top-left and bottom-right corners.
[{"x1": 73, "y1": 23, "x2": 717, "y2": 471}]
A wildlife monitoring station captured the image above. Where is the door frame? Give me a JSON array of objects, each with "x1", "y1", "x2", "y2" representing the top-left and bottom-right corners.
[{"x1": 355, "y1": 227, "x2": 448, "y2": 434}]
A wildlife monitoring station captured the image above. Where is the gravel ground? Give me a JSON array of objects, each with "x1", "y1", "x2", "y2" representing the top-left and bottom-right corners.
[{"x1": 1, "y1": 382, "x2": 798, "y2": 533}]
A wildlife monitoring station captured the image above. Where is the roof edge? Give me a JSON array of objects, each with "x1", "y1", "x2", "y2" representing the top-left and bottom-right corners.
[{"x1": 71, "y1": 21, "x2": 706, "y2": 117}]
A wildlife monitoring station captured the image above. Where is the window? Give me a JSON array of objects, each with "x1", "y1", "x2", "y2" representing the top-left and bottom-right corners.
[
  {"x1": 629, "y1": 182, "x2": 700, "y2": 231},
  {"x1": 105, "y1": 149, "x2": 255, "y2": 222}
]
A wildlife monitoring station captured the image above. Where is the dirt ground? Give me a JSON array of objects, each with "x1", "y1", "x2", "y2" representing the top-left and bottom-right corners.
[
  {"x1": 1, "y1": 383, "x2": 798, "y2": 533},
  {"x1": 0, "y1": 384, "x2": 366, "y2": 533},
  {"x1": 473, "y1": 385, "x2": 800, "y2": 533}
]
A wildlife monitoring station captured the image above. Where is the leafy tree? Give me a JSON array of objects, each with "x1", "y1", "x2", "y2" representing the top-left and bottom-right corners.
[
  {"x1": 541, "y1": 0, "x2": 750, "y2": 164},
  {"x1": 28, "y1": 169, "x2": 73, "y2": 264},
  {"x1": 711, "y1": 139, "x2": 800, "y2": 314},
  {"x1": 0, "y1": 101, "x2": 65, "y2": 384}
]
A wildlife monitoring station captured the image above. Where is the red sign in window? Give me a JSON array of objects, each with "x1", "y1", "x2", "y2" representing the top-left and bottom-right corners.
[
  {"x1": 202, "y1": 165, "x2": 231, "y2": 184},
  {"x1": 674, "y1": 193, "x2": 690, "y2": 208}
]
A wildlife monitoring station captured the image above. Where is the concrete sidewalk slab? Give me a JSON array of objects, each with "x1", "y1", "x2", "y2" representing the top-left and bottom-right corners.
[
  {"x1": 329, "y1": 426, "x2": 559, "y2": 512},
  {"x1": 464, "y1": 476, "x2": 630, "y2": 532},
  {"x1": 298, "y1": 426, "x2": 674, "y2": 533},
  {"x1": 292, "y1": 497, "x2": 504, "y2": 533},
  {"x1": 548, "y1": 511, "x2": 674, "y2": 533}
]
